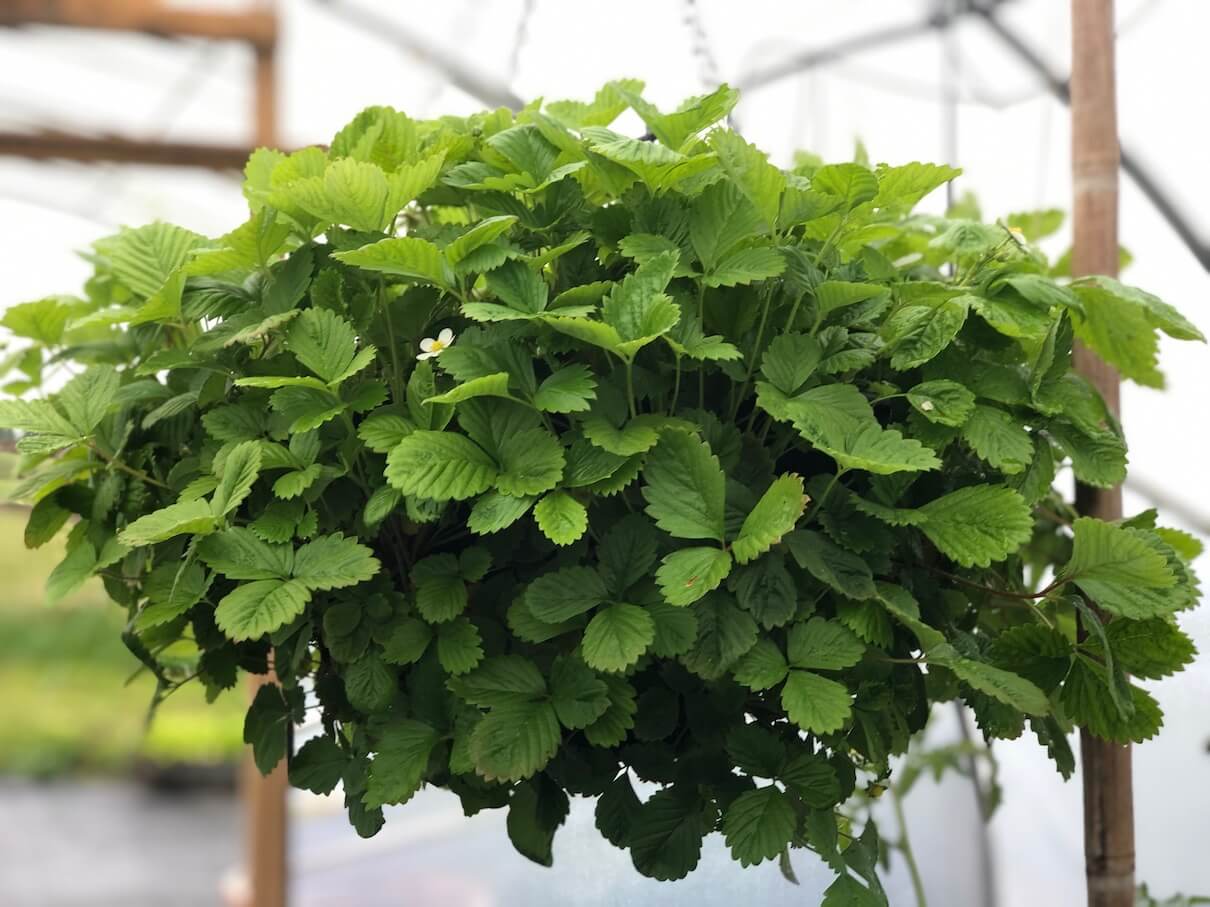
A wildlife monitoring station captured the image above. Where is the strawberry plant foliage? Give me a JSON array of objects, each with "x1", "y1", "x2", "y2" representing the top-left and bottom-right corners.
[{"x1": 1, "y1": 82, "x2": 1203, "y2": 895}]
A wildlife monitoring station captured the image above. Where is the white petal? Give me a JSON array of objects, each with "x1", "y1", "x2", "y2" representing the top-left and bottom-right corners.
[
  {"x1": 417, "y1": 351, "x2": 434, "y2": 360},
  {"x1": 438, "y1": 327, "x2": 455, "y2": 345},
  {"x1": 419, "y1": 338, "x2": 436, "y2": 352}
]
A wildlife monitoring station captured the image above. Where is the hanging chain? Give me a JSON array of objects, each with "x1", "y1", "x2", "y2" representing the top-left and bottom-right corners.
[
  {"x1": 506, "y1": 0, "x2": 537, "y2": 86},
  {"x1": 681, "y1": 0, "x2": 723, "y2": 88}
]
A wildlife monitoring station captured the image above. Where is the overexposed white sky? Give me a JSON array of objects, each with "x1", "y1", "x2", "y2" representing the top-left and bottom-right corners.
[{"x1": 0, "y1": 1, "x2": 1207, "y2": 903}]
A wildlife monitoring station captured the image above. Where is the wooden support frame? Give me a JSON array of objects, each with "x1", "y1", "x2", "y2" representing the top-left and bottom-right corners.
[
  {"x1": 1070, "y1": 1, "x2": 1134, "y2": 905},
  {"x1": 0, "y1": 0, "x2": 279, "y2": 171}
]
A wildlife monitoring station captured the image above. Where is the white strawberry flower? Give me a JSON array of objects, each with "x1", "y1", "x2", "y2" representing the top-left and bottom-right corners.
[{"x1": 417, "y1": 327, "x2": 455, "y2": 360}]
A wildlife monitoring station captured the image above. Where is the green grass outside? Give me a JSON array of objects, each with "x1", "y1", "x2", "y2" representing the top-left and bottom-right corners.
[{"x1": 0, "y1": 507, "x2": 245, "y2": 777}]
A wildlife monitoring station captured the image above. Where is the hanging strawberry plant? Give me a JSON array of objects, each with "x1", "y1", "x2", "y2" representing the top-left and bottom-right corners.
[{"x1": 0, "y1": 82, "x2": 1202, "y2": 900}]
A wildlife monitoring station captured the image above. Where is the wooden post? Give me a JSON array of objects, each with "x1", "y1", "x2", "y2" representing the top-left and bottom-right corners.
[
  {"x1": 241, "y1": 673, "x2": 289, "y2": 907},
  {"x1": 1070, "y1": 2, "x2": 1133, "y2": 905}
]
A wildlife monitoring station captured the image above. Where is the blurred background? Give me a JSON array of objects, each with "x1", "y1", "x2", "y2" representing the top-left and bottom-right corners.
[{"x1": 0, "y1": 1, "x2": 1206, "y2": 905}]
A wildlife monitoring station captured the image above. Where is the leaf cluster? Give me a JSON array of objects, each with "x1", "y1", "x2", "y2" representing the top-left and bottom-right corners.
[{"x1": 0, "y1": 82, "x2": 1202, "y2": 895}]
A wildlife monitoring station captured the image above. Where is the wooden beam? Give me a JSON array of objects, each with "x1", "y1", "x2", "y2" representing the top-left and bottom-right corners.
[
  {"x1": 0, "y1": 131, "x2": 258, "y2": 170},
  {"x1": 0, "y1": 0, "x2": 277, "y2": 48},
  {"x1": 241, "y1": 673, "x2": 289, "y2": 907},
  {"x1": 1070, "y1": 2, "x2": 1133, "y2": 906}
]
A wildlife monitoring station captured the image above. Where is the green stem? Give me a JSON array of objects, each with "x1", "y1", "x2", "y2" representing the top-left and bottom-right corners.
[
  {"x1": 890, "y1": 785, "x2": 929, "y2": 907},
  {"x1": 670, "y1": 354, "x2": 683, "y2": 416},
  {"x1": 90, "y1": 445, "x2": 171, "y2": 491},
  {"x1": 624, "y1": 359, "x2": 638, "y2": 419},
  {"x1": 379, "y1": 278, "x2": 404, "y2": 404},
  {"x1": 697, "y1": 282, "x2": 707, "y2": 410},
  {"x1": 731, "y1": 286, "x2": 775, "y2": 425}
]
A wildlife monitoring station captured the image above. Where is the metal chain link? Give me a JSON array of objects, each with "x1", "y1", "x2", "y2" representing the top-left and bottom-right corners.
[
  {"x1": 681, "y1": 0, "x2": 723, "y2": 88},
  {"x1": 507, "y1": 0, "x2": 536, "y2": 85}
]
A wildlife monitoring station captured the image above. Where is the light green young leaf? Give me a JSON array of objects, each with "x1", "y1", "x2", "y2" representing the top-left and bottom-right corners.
[
  {"x1": 533, "y1": 491, "x2": 588, "y2": 546},
  {"x1": 656, "y1": 547, "x2": 732, "y2": 606},
  {"x1": 732, "y1": 475, "x2": 808, "y2": 565},
  {"x1": 333, "y1": 236, "x2": 452, "y2": 288}
]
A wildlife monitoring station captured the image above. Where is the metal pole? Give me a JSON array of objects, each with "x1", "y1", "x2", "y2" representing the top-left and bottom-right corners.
[{"x1": 1069, "y1": 2, "x2": 1134, "y2": 905}]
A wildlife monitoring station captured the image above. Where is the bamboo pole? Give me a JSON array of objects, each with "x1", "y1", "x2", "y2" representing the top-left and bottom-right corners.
[
  {"x1": 1070, "y1": 2, "x2": 1134, "y2": 905},
  {"x1": 241, "y1": 672, "x2": 289, "y2": 907}
]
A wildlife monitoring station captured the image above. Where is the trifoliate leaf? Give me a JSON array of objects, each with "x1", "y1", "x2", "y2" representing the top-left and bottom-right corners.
[
  {"x1": 533, "y1": 365, "x2": 597, "y2": 413},
  {"x1": 628, "y1": 787, "x2": 711, "y2": 881},
  {"x1": 656, "y1": 546, "x2": 733, "y2": 606},
  {"x1": 723, "y1": 786, "x2": 797, "y2": 867},
  {"x1": 882, "y1": 299, "x2": 968, "y2": 370},
  {"x1": 358, "y1": 411, "x2": 413, "y2": 452},
  {"x1": 364, "y1": 720, "x2": 441, "y2": 807},
  {"x1": 917, "y1": 485, "x2": 1033, "y2": 568},
  {"x1": 549, "y1": 655, "x2": 610, "y2": 729},
  {"x1": 386, "y1": 431, "x2": 497, "y2": 501},
  {"x1": 495, "y1": 428, "x2": 565, "y2": 497},
  {"x1": 642, "y1": 430, "x2": 726, "y2": 542},
  {"x1": 413, "y1": 553, "x2": 468, "y2": 623},
  {"x1": 1059, "y1": 657, "x2": 1163, "y2": 744},
  {"x1": 381, "y1": 618, "x2": 433, "y2": 665},
  {"x1": 526, "y1": 567, "x2": 608, "y2": 622},
  {"x1": 334, "y1": 236, "x2": 453, "y2": 288},
  {"x1": 289, "y1": 735, "x2": 348, "y2": 795},
  {"x1": 907, "y1": 379, "x2": 975, "y2": 427},
  {"x1": 119, "y1": 498, "x2": 216, "y2": 547},
  {"x1": 212, "y1": 440, "x2": 262, "y2": 517},
  {"x1": 961, "y1": 405, "x2": 1034, "y2": 475},
  {"x1": 946, "y1": 657, "x2": 1050, "y2": 716},
  {"x1": 215, "y1": 579, "x2": 311, "y2": 641},
  {"x1": 597, "y1": 514, "x2": 659, "y2": 596},
  {"x1": 681, "y1": 591, "x2": 758, "y2": 679},
  {"x1": 581, "y1": 413, "x2": 667, "y2": 456},
  {"x1": 704, "y1": 245, "x2": 785, "y2": 288},
  {"x1": 437, "y1": 618, "x2": 484, "y2": 675},
  {"x1": 732, "y1": 638, "x2": 789, "y2": 690},
  {"x1": 449, "y1": 655, "x2": 546, "y2": 708},
  {"x1": 1061, "y1": 518, "x2": 1179, "y2": 618},
  {"x1": 787, "y1": 618, "x2": 866, "y2": 670},
  {"x1": 470, "y1": 700, "x2": 561, "y2": 782},
  {"x1": 288, "y1": 307, "x2": 375, "y2": 385},
  {"x1": 292, "y1": 533, "x2": 379, "y2": 590},
  {"x1": 785, "y1": 530, "x2": 876, "y2": 600},
  {"x1": 533, "y1": 491, "x2": 588, "y2": 546},
  {"x1": 345, "y1": 653, "x2": 396, "y2": 712},
  {"x1": 583, "y1": 674, "x2": 638, "y2": 747},
  {"x1": 468, "y1": 491, "x2": 535, "y2": 535},
  {"x1": 425, "y1": 372, "x2": 514, "y2": 405},
  {"x1": 789, "y1": 384, "x2": 940, "y2": 475},
  {"x1": 1088, "y1": 617, "x2": 1197, "y2": 680},
  {"x1": 244, "y1": 684, "x2": 290, "y2": 774},
  {"x1": 507, "y1": 777, "x2": 571, "y2": 868},
  {"x1": 197, "y1": 527, "x2": 292, "y2": 580},
  {"x1": 781, "y1": 670, "x2": 851, "y2": 735},
  {"x1": 732, "y1": 474, "x2": 808, "y2": 564},
  {"x1": 582, "y1": 603, "x2": 656, "y2": 673}
]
